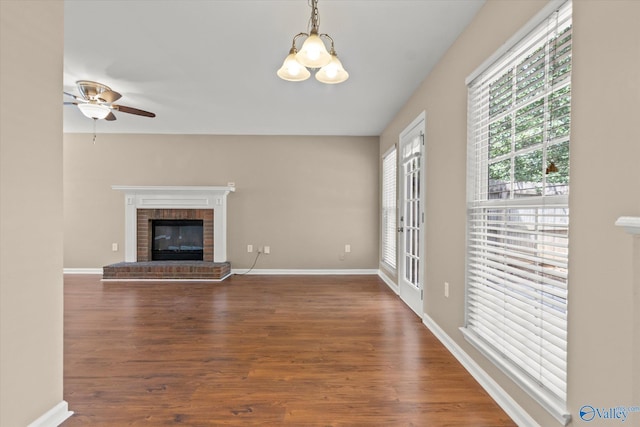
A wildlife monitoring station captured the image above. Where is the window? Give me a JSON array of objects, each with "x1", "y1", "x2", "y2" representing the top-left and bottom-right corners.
[
  {"x1": 463, "y1": 1, "x2": 571, "y2": 423},
  {"x1": 381, "y1": 146, "x2": 397, "y2": 270}
]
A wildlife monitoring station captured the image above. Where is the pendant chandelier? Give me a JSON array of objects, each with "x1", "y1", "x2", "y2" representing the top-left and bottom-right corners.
[{"x1": 277, "y1": 0, "x2": 349, "y2": 84}]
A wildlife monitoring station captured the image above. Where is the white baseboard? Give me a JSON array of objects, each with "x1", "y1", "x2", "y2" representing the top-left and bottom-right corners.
[
  {"x1": 422, "y1": 313, "x2": 539, "y2": 427},
  {"x1": 63, "y1": 268, "x2": 102, "y2": 275},
  {"x1": 377, "y1": 269, "x2": 399, "y2": 294},
  {"x1": 65, "y1": 268, "x2": 379, "y2": 277},
  {"x1": 231, "y1": 269, "x2": 379, "y2": 275},
  {"x1": 27, "y1": 401, "x2": 73, "y2": 427}
]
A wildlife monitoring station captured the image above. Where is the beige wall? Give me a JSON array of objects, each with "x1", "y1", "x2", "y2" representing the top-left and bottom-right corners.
[
  {"x1": 569, "y1": 0, "x2": 639, "y2": 417},
  {"x1": 64, "y1": 134, "x2": 380, "y2": 270},
  {"x1": 0, "y1": 1, "x2": 65, "y2": 426},
  {"x1": 380, "y1": 0, "x2": 640, "y2": 425}
]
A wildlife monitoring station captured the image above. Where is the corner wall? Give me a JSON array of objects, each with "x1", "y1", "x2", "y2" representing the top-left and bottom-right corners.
[
  {"x1": 379, "y1": 0, "x2": 640, "y2": 425},
  {"x1": 0, "y1": 1, "x2": 69, "y2": 425}
]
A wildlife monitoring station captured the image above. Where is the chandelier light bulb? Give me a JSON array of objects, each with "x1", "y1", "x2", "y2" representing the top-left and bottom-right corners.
[
  {"x1": 306, "y1": 45, "x2": 321, "y2": 61},
  {"x1": 277, "y1": 50, "x2": 311, "y2": 82},
  {"x1": 324, "y1": 63, "x2": 338, "y2": 78},
  {"x1": 287, "y1": 60, "x2": 303, "y2": 76},
  {"x1": 315, "y1": 53, "x2": 349, "y2": 84},
  {"x1": 295, "y1": 32, "x2": 331, "y2": 69}
]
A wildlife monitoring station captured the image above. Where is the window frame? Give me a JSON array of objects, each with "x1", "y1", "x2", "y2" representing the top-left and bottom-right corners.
[
  {"x1": 462, "y1": 1, "x2": 572, "y2": 424},
  {"x1": 381, "y1": 145, "x2": 398, "y2": 272}
]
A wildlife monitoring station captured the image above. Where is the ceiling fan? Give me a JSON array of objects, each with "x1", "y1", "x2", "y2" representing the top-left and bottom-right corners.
[{"x1": 64, "y1": 80, "x2": 155, "y2": 121}]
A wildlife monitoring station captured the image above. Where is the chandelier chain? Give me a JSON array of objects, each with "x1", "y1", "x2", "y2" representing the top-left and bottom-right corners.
[{"x1": 308, "y1": 0, "x2": 321, "y2": 33}]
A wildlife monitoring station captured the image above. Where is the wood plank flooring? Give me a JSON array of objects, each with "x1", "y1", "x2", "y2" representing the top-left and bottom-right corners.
[{"x1": 63, "y1": 274, "x2": 516, "y2": 426}]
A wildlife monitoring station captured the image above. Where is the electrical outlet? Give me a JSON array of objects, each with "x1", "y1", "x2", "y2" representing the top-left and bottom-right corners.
[
  {"x1": 345, "y1": 244, "x2": 351, "y2": 253},
  {"x1": 112, "y1": 243, "x2": 118, "y2": 252},
  {"x1": 444, "y1": 282, "x2": 450, "y2": 298},
  {"x1": 264, "y1": 246, "x2": 270, "y2": 254},
  {"x1": 247, "y1": 244, "x2": 253, "y2": 253}
]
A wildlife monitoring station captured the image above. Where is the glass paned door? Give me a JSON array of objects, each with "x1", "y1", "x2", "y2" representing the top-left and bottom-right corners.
[{"x1": 398, "y1": 114, "x2": 425, "y2": 317}]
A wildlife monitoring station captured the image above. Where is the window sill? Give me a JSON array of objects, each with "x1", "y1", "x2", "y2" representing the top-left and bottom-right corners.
[{"x1": 460, "y1": 327, "x2": 571, "y2": 426}]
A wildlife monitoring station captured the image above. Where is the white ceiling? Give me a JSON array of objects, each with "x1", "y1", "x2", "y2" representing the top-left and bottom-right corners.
[{"x1": 63, "y1": 0, "x2": 485, "y2": 136}]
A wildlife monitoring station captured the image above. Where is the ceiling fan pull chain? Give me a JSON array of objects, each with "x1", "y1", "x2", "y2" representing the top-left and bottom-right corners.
[{"x1": 92, "y1": 118, "x2": 97, "y2": 144}]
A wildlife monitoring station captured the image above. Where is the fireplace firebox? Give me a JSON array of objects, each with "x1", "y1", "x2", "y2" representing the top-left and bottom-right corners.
[{"x1": 151, "y1": 219, "x2": 204, "y2": 261}]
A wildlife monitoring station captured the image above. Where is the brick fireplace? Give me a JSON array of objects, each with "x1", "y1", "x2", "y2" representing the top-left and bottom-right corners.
[{"x1": 104, "y1": 186, "x2": 235, "y2": 281}]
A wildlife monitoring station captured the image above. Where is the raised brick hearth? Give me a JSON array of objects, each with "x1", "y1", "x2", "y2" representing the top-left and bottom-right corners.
[{"x1": 103, "y1": 261, "x2": 231, "y2": 281}]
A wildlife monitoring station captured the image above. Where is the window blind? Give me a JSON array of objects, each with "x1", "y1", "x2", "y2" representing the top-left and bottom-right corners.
[
  {"x1": 381, "y1": 147, "x2": 397, "y2": 269},
  {"x1": 464, "y1": 1, "x2": 571, "y2": 423}
]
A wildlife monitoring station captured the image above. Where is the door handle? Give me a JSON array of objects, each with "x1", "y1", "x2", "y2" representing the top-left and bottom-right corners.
[{"x1": 397, "y1": 227, "x2": 404, "y2": 233}]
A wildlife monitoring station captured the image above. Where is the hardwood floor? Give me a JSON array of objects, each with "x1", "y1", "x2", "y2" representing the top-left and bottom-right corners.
[{"x1": 63, "y1": 274, "x2": 515, "y2": 426}]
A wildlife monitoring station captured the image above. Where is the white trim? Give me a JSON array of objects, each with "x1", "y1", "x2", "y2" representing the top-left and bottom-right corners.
[
  {"x1": 398, "y1": 111, "x2": 426, "y2": 140},
  {"x1": 27, "y1": 401, "x2": 73, "y2": 427},
  {"x1": 397, "y1": 111, "x2": 426, "y2": 317},
  {"x1": 421, "y1": 314, "x2": 540, "y2": 427},
  {"x1": 111, "y1": 185, "x2": 235, "y2": 193},
  {"x1": 379, "y1": 262, "x2": 397, "y2": 277},
  {"x1": 615, "y1": 216, "x2": 640, "y2": 235},
  {"x1": 112, "y1": 185, "x2": 235, "y2": 263},
  {"x1": 377, "y1": 268, "x2": 399, "y2": 295},
  {"x1": 466, "y1": 0, "x2": 568, "y2": 85},
  {"x1": 67, "y1": 268, "x2": 378, "y2": 278},
  {"x1": 230, "y1": 269, "x2": 378, "y2": 276},
  {"x1": 63, "y1": 268, "x2": 102, "y2": 275},
  {"x1": 381, "y1": 144, "x2": 397, "y2": 159},
  {"x1": 460, "y1": 327, "x2": 570, "y2": 425}
]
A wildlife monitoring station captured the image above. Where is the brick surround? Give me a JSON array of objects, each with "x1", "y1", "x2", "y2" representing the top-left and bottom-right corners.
[{"x1": 137, "y1": 209, "x2": 214, "y2": 262}]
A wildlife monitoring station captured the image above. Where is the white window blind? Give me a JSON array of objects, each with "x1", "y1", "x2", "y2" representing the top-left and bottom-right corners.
[
  {"x1": 463, "y1": 1, "x2": 571, "y2": 424},
  {"x1": 381, "y1": 147, "x2": 397, "y2": 270}
]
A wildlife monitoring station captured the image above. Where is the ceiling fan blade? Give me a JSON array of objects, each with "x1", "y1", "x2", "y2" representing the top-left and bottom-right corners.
[
  {"x1": 104, "y1": 112, "x2": 117, "y2": 121},
  {"x1": 63, "y1": 101, "x2": 78, "y2": 105},
  {"x1": 64, "y1": 91, "x2": 81, "y2": 100},
  {"x1": 97, "y1": 90, "x2": 122, "y2": 103},
  {"x1": 113, "y1": 104, "x2": 156, "y2": 118}
]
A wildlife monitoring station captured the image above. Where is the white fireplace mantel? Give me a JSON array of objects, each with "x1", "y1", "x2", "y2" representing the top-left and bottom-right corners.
[
  {"x1": 615, "y1": 216, "x2": 640, "y2": 235},
  {"x1": 113, "y1": 185, "x2": 235, "y2": 263}
]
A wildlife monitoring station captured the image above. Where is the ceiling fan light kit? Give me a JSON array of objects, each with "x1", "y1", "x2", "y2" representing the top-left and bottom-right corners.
[
  {"x1": 277, "y1": 0, "x2": 349, "y2": 84},
  {"x1": 77, "y1": 102, "x2": 111, "y2": 119}
]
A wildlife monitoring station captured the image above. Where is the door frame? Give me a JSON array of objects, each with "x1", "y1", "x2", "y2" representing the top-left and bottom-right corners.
[{"x1": 397, "y1": 112, "x2": 426, "y2": 318}]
